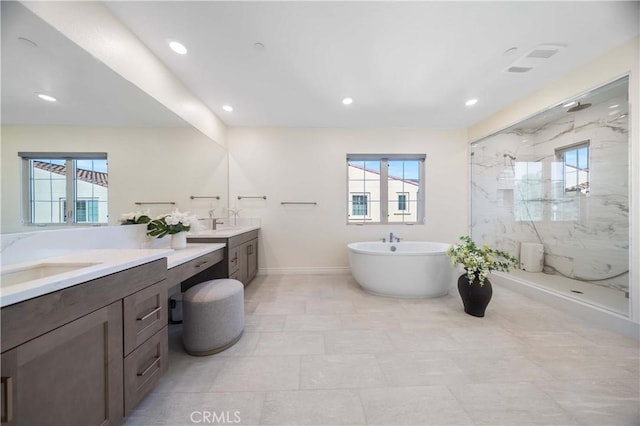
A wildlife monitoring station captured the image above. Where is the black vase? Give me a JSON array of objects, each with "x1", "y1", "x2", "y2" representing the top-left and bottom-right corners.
[{"x1": 457, "y1": 274, "x2": 492, "y2": 317}]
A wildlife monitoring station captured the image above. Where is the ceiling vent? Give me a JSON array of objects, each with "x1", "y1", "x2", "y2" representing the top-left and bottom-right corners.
[
  {"x1": 505, "y1": 43, "x2": 567, "y2": 74},
  {"x1": 507, "y1": 66, "x2": 533, "y2": 73},
  {"x1": 526, "y1": 48, "x2": 561, "y2": 59}
]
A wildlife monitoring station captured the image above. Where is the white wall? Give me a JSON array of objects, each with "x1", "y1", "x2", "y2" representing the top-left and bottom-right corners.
[
  {"x1": 469, "y1": 37, "x2": 639, "y2": 323},
  {"x1": 228, "y1": 127, "x2": 468, "y2": 273},
  {"x1": 1, "y1": 125, "x2": 228, "y2": 233}
]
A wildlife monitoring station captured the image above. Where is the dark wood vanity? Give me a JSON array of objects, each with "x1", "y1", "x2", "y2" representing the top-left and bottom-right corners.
[
  {"x1": 1, "y1": 246, "x2": 225, "y2": 425},
  {"x1": 187, "y1": 229, "x2": 259, "y2": 286}
]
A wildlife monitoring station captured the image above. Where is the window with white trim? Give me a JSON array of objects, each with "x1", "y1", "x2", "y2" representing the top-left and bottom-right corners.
[
  {"x1": 347, "y1": 154, "x2": 425, "y2": 224},
  {"x1": 20, "y1": 153, "x2": 109, "y2": 225},
  {"x1": 557, "y1": 142, "x2": 590, "y2": 197}
]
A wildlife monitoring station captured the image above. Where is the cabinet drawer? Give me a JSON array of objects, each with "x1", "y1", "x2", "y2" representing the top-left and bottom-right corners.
[
  {"x1": 167, "y1": 250, "x2": 224, "y2": 285},
  {"x1": 124, "y1": 326, "x2": 168, "y2": 415},
  {"x1": 123, "y1": 282, "x2": 167, "y2": 356},
  {"x1": 228, "y1": 246, "x2": 240, "y2": 273}
]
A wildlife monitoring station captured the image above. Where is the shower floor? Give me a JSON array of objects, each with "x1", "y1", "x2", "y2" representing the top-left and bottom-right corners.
[{"x1": 507, "y1": 269, "x2": 629, "y2": 316}]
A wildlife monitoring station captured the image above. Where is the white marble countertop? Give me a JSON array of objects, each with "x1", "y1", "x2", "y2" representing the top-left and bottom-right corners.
[
  {"x1": 166, "y1": 243, "x2": 225, "y2": 269},
  {"x1": 1, "y1": 243, "x2": 226, "y2": 308},
  {"x1": 187, "y1": 225, "x2": 260, "y2": 239}
]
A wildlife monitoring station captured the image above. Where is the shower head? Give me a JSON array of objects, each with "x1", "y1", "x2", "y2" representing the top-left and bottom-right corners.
[
  {"x1": 567, "y1": 102, "x2": 591, "y2": 112},
  {"x1": 503, "y1": 153, "x2": 516, "y2": 161}
]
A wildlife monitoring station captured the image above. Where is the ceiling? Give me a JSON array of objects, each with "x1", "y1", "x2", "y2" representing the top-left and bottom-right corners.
[
  {"x1": 1, "y1": 1, "x2": 187, "y2": 127},
  {"x1": 2, "y1": 1, "x2": 639, "y2": 129}
]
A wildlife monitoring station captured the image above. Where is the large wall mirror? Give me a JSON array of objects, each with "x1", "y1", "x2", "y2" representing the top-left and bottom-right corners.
[
  {"x1": 470, "y1": 76, "x2": 630, "y2": 316},
  {"x1": 1, "y1": 2, "x2": 229, "y2": 234}
]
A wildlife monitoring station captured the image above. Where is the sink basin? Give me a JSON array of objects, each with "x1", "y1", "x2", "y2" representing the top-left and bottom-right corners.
[{"x1": 1, "y1": 262, "x2": 100, "y2": 288}]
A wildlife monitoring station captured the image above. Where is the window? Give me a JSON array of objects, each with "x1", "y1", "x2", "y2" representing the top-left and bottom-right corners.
[
  {"x1": 552, "y1": 141, "x2": 589, "y2": 221},
  {"x1": 20, "y1": 153, "x2": 108, "y2": 225},
  {"x1": 347, "y1": 154, "x2": 425, "y2": 224},
  {"x1": 557, "y1": 142, "x2": 589, "y2": 196},
  {"x1": 351, "y1": 194, "x2": 369, "y2": 216},
  {"x1": 513, "y1": 141, "x2": 590, "y2": 223},
  {"x1": 60, "y1": 199, "x2": 101, "y2": 223},
  {"x1": 397, "y1": 193, "x2": 408, "y2": 211}
]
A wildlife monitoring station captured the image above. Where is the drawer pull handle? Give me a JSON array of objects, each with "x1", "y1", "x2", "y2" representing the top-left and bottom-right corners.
[
  {"x1": 195, "y1": 261, "x2": 208, "y2": 268},
  {"x1": 137, "y1": 357, "x2": 161, "y2": 377},
  {"x1": 137, "y1": 306, "x2": 161, "y2": 321},
  {"x1": 1, "y1": 376, "x2": 13, "y2": 423}
]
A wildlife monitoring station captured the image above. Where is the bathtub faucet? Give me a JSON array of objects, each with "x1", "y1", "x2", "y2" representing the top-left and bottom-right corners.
[{"x1": 389, "y1": 232, "x2": 401, "y2": 243}]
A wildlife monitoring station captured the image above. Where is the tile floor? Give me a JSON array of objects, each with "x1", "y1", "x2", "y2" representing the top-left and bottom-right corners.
[{"x1": 125, "y1": 274, "x2": 639, "y2": 426}]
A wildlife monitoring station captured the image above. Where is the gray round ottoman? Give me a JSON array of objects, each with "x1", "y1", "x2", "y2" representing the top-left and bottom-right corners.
[{"x1": 182, "y1": 279, "x2": 245, "y2": 356}]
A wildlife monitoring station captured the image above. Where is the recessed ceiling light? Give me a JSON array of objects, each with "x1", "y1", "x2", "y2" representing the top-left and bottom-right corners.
[
  {"x1": 465, "y1": 98, "x2": 478, "y2": 107},
  {"x1": 168, "y1": 40, "x2": 187, "y2": 55},
  {"x1": 503, "y1": 47, "x2": 518, "y2": 56},
  {"x1": 342, "y1": 97, "x2": 353, "y2": 105},
  {"x1": 562, "y1": 101, "x2": 577, "y2": 108},
  {"x1": 222, "y1": 105, "x2": 233, "y2": 112},
  {"x1": 609, "y1": 104, "x2": 619, "y2": 109},
  {"x1": 608, "y1": 110, "x2": 620, "y2": 116},
  {"x1": 254, "y1": 42, "x2": 265, "y2": 50},
  {"x1": 37, "y1": 93, "x2": 56, "y2": 102}
]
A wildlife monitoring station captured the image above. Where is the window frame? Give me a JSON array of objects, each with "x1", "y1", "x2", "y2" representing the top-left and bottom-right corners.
[
  {"x1": 351, "y1": 193, "x2": 370, "y2": 218},
  {"x1": 397, "y1": 193, "x2": 408, "y2": 212},
  {"x1": 19, "y1": 152, "x2": 108, "y2": 226},
  {"x1": 555, "y1": 141, "x2": 590, "y2": 197},
  {"x1": 346, "y1": 154, "x2": 425, "y2": 225}
]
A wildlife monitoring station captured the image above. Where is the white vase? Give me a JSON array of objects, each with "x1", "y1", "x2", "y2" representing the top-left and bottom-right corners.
[{"x1": 171, "y1": 232, "x2": 187, "y2": 250}]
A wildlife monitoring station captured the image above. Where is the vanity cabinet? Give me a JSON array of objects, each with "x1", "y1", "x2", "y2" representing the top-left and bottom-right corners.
[
  {"x1": 1, "y1": 259, "x2": 167, "y2": 425},
  {"x1": 1, "y1": 302, "x2": 122, "y2": 426},
  {"x1": 230, "y1": 237, "x2": 258, "y2": 284},
  {"x1": 187, "y1": 230, "x2": 259, "y2": 286}
]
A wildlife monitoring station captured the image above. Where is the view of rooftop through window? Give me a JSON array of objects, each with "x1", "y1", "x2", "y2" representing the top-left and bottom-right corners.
[
  {"x1": 347, "y1": 155, "x2": 424, "y2": 224},
  {"x1": 24, "y1": 156, "x2": 108, "y2": 225}
]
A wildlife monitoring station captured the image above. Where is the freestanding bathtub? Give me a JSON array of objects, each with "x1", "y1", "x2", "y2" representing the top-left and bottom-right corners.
[{"x1": 347, "y1": 241, "x2": 455, "y2": 298}]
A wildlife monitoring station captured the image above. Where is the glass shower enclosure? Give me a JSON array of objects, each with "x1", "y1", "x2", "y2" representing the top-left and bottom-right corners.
[{"x1": 470, "y1": 76, "x2": 630, "y2": 316}]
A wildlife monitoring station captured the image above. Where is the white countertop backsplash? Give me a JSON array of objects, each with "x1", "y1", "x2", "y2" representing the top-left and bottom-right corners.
[
  {"x1": 0, "y1": 222, "x2": 259, "y2": 307},
  {"x1": 1, "y1": 224, "x2": 149, "y2": 265}
]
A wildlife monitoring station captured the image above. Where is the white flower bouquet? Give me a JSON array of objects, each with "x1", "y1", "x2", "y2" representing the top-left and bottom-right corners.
[
  {"x1": 447, "y1": 236, "x2": 520, "y2": 285},
  {"x1": 146, "y1": 209, "x2": 200, "y2": 238}
]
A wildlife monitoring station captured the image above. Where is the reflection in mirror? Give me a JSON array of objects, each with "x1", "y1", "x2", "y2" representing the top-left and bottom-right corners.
[
  {"x1": 470, "y1": 76, "x2": 629, "y2": 316},
  {"x1": 1, "y1": 2, "x2": 228, "y2": 233}
]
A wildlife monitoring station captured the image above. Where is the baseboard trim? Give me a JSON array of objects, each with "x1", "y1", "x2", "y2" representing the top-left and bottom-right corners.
[{"x1": 258, "y1": 267, "x2": 351, "y2": 276}]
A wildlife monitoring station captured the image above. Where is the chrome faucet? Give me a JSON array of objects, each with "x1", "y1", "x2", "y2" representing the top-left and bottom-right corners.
[
  {"x1": 199, "y1": 208, "x2": 223, "y2": 230},
  {"x1": 389, "y1": 232, "x2": 401, "y2": 243},
  {"x1": 228, "y1": 208, "x2": 241, "y2": 226}
]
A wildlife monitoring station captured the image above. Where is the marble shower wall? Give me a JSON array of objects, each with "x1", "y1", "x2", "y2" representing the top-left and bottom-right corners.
[{"x1": 471, "y1": 91, "x2": 629, "y2": 291}]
